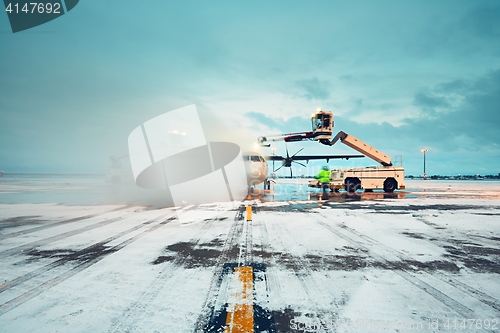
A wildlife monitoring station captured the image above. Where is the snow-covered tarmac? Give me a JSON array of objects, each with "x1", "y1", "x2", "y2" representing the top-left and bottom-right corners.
[{"x1": 0, "y1": 177, "x2": 499, "y2": 332}]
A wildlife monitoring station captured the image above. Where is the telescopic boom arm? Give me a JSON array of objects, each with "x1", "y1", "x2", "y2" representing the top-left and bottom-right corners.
[
  {"x1": 319, "y1": 131, "x2": 392, "y2": 166},
  {"x1": 257, "y1": 110, "x2": 393, "y2": 166}
]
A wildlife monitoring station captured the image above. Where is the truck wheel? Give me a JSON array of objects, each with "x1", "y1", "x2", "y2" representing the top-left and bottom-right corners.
[
  {"x1": 346, "y1": 179, "x2": 361, "y2": 193},
  {"x1": 383, "y1": 178, "x2": 397, "y2": 193}
]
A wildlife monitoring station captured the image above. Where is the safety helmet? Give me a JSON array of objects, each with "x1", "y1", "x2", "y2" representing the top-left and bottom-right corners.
[{"x1": 322, "y1": 165, "x2": 329, "y2": 171}]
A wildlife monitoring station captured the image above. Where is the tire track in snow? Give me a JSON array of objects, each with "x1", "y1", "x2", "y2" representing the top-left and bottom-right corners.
[
  {"x1": 193, "y1": 209, "x2": 245, "y2": 333},
  {"x1": 312, "y1": 215, "x2": 477, "y2": 319},
  {"x1": 336, "y1": 213, "x2": 500, "y2": 313},
  {"x1": 0, "y1": 205, "x2": 132, "y2": 241},
  {"x1": 244, "y1": 211, "x2": 253, "y2": 266},
  {"x1": 0, "y1": 208, "x2": 142, "y2": 257},
  {"x1": 258, "y1": 216, "x2": 286, "y2": 306},
  {"x1": 408, "y1": 212, "x2": 500, "y2": 248},
  {"x1": 111, "y1": 207, "x2": 240, "y2": 333},
  {"x1": 432, "y1": 271, "x2": 500, "y2": 312},
  {"x1": 195, "y1": 202, "x2": 281, "y2": 333},
  {"x1": 0, "y1": 209, "x2": 175, "y2": 294},
  {"x1": 264, "y1": 210, "x2": 338, "y2": 326},
  {"x1": 0, "y1": 211, "x2": 179, "y2": 317},
  {"x1": 256, "y1": 211, "x2": 279, "y2": 302}
]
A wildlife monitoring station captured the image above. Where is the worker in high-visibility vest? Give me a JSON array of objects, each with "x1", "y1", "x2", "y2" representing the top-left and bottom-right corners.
[{"x1": 315, "y1": 166, "x2": 331, "y2": 197}]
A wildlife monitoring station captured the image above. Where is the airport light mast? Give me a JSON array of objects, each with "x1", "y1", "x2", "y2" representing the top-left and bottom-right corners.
[{"x1": 421, "y1": 149, "x2": 428, "y2": 180}]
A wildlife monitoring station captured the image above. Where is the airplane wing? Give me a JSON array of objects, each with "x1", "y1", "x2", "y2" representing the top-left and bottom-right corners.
[
  {"x1": 264, "y1": 155, "x2": 287, "y2": 161},
  {"x1": 264, "y1": 155, "x2": 364, "y2": 162}
]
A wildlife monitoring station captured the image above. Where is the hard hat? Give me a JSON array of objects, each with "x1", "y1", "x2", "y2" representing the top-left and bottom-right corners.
[{"x1": 322, "y1": 165, "x2": 329, "y2": 171}]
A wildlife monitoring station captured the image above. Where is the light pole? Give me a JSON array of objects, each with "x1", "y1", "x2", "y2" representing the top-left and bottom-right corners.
[
  {"x1": 421, "y1": 149, "x2": 428, "y2": 180},
  {"x1": 271, "y1": 147, "x2": 276, "y2": 179}
]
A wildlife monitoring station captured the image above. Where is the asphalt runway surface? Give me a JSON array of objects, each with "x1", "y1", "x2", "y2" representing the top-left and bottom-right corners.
[{"x1": 0, "y1": 178, "x2": 499, "y2": 332}]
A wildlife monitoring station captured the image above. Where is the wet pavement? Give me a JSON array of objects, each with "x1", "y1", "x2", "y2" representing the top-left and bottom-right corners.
[{"x1": 0, "y1": 177, "x2": 499, "y2": 332}]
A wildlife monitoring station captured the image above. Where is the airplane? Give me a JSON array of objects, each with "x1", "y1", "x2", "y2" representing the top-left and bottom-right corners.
[
  {"x1": 243, "y1": 149, "x2": 364, "y2": 191},
  {"x1": 243, "y1": 152, "x2": 269, "y2": 190}
]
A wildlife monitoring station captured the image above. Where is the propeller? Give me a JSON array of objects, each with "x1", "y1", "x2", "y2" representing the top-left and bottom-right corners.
[{"x1": 273, "y1": 144, "x2": 307, "y2": 178}]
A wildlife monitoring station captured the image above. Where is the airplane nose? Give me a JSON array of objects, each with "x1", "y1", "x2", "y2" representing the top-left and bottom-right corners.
[
  {"x1": 251, "y1": 170, "x2": 261, "y2": 177},
  {"x1": 250, "y1": 165, "x2": 262, "y2": 177}
]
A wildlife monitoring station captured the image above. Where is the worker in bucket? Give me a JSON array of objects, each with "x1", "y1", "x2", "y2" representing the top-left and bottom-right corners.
[{"x1": 315, "y1": 166, "x2": 331, "y2": 198}]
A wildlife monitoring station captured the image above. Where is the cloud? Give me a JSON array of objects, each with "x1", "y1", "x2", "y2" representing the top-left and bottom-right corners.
[
  {"x1": 434, "y1": 79, "x2": 468, "y2": 94},
  {"x1": 413, "y1": 92, "x2": 450, "y2": 110},
  {"x1": 245, "y1": 112, "x2": 310, "y2": 133},
  {"x1": 408, "y1": 69, "x2": 500, "y2": 146},
  {"x1": 460, "y1": 3, "x2": 500, "y2": 39},
  {"x1": 295, "y1": 78, "x2": 332, "y2": 100},
  {"x1": 2, "y1": 1, "x2": 499, "y2": 176},
  {"x1": 398, "y1": 2, "x2": 500, "y2": 60}
]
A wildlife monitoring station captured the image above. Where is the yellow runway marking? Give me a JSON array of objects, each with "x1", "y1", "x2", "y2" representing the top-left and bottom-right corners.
[
  {"x1": 225, "y1": 266, "x2": 254, "y2": 333},
  {"x1": 246, "y1": 206, "x2": 252, "y2": 221}
]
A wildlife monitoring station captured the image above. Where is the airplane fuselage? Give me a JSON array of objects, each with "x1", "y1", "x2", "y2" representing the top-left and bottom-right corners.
[{"x1": 243, "y1": 152, "x2": 268, "y2": 187}]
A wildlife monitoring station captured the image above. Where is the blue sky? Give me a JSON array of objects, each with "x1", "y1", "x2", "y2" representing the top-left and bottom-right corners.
[{"x1": 0, "y1": 1, "x2": 499, "y2": 176}]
